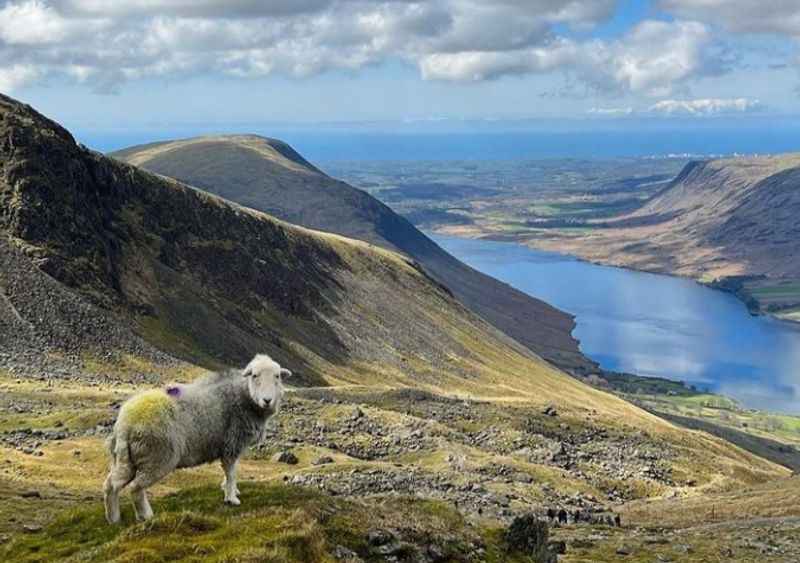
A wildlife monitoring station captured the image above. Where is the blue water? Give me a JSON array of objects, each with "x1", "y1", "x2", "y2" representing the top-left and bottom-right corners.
[
  {"x1": 87, "y1": 125, "x2": 800, "y2": 160},
  {"x1": 280, "y1": 129, "x2": 800, "y2": 161},
  {"x1": 432, "y1": 234, "x2": 800, "y2": 414}
]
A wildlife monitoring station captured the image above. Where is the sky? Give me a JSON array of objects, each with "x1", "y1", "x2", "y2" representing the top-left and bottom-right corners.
[{"x1": 2, "y1": 0, "x2": 800, "y2": 138}]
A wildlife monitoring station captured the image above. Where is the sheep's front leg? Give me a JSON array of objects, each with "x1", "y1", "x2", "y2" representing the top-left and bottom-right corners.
[
  {"x1": 220, "y1": 475, "x2": 240, "y2": 498},
  {"x1": 221, "y1": 458, "x2": 240, "y2": 505}
]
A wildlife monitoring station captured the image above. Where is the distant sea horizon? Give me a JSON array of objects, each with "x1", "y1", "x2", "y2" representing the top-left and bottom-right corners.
[{"x1": 83, "y1": 123, "x2": 800, "y2": 162}]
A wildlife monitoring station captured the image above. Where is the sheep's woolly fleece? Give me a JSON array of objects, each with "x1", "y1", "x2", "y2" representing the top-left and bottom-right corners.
[{"x1": 119, "y1": 389, "x2": 176, "y2": 427}]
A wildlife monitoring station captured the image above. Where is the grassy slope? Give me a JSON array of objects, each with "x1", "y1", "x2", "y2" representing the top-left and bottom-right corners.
[
  {"x1": 3, "y1": 482, "x2": 536, "y2": 562},
  {"x1": 1, "y1": 372, "x2": 794, "y2": 562},
  {"x1": 110, "y1": 135, "x2": 597, "y2": 375},
  {"x1": 10, "y1": 478, "x2": 800, "y2": 562},
  {"x1": 0, "y1": 372, "x2": 789, "y2": 528}
]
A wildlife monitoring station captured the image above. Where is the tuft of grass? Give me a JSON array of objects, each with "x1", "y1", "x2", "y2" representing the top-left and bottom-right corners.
[{"x1": 120, "y1": 511, "x2": 224, "y2": 538}]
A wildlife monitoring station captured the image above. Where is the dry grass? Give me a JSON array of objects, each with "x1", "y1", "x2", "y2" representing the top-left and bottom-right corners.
[{"x1": 622, "y1": 475, "x2": 800, "y2": 529}]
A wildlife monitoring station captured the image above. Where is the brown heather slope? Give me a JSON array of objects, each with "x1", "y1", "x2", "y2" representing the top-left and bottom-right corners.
[
  {"x1": 111, "y1": 135, "x2": 597, "y2": 375},
  {"x1": 523, "y1": 155, "x2": 800, "y2": 321}
]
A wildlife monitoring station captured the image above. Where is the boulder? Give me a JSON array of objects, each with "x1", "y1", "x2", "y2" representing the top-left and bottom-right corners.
[{"x1": 273, "y1": 451, "x2": 299, "y2": 465}]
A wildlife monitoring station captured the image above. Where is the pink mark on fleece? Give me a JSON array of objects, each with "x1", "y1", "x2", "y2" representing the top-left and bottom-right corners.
[{"x1": 166, "y1": 385, "x2": 181, "y2": 398}]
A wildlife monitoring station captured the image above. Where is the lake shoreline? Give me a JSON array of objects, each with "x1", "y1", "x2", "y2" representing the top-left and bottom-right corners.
[
  {"x1": 431, "y1": 231, "x2": 800, "y2": 415},
  {"x1": 428, "y1": 231, "x2": 800, "y2": 467},
  {"x1": 432, "y1": 227, "x2": 800, "y2": 329}
]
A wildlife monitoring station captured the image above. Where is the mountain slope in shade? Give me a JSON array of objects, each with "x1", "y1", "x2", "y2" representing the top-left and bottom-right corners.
[
  {"x1": 630, "y1": 154, "x2": 800, "y2": 271},
  {"x1": 112, "y1": 135, "x2": 598, "y2": 374},
  {"x1": 1, "y1": 93, "x2": 615, "y2": 411},
  {"x1": 520, "y1": 154, "x2": 800, "y2": 320}
]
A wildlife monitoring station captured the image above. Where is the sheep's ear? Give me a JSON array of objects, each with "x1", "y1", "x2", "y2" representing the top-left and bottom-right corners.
[
  {"x1": 280, "y1": 368, "x2": 292, "y2": 378},
  {"x1": 242, "y1": 366, "x2": 254, "y2": 377}
]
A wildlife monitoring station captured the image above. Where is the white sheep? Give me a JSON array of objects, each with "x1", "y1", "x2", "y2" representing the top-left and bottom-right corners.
[{"x1": 103, "y1": 354, "x2": 291, "y2": 524}]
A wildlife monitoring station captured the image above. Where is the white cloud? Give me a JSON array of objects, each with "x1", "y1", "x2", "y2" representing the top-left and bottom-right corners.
[
  {"x1": 421, "y1": 19, "x2": 722, "y2": 97},
  {"x1": 0, "y1": 0, "x2": 725, "y2": 97},
  {"x1": 647, "y1": 97, "x2": 764, "y2": 115},
  {"x1": 0, "y1": 0, "x2": 79, "y2": 44},
  {"x1": 0, "y1": 64, "x2": 40, "y2": 91},
  {"x1": 595, "y1": 20, "x2": 717, "y2": 97},
  {"x1": 660, "y1": 0, "x2": 800, "y2": 38},
  {"x1": 419, "y1": 40, "x2": 578, "y2": 81}
]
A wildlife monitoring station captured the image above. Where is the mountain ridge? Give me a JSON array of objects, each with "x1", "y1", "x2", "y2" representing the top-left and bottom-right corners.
[
  {"x1": 516, "y1": 154, "x2": 800, "y2": 321},
  {"x1": 0, "y1": 93, "x2": 609, "y2": 409},
  {"x1": 111, "y1": 134, "x2": 599, "y2": 375}
]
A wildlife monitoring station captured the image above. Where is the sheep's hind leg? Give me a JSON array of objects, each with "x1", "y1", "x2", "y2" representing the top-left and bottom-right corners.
[
  {"x1": 132, "y1": 488, "x2": 154, "y2": 522},
  {"x1": 104, "y1": 463, "x2": 134, "y2": 524},
  {"x1": 129, "y1": 467, "x2": 172, "y2": 522},
  {"x1": 221, "y1": 459, "x2": 240, "y2": 505}
]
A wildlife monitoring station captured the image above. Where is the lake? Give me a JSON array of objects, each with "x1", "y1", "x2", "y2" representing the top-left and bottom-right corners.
[{"x1": 432, "y1": 234, "x2": 800, "y2": 414}]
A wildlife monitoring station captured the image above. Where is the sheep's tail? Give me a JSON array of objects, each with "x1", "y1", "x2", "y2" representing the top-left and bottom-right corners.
[
  {"x1": 106, "y1": 429, "x2": 133, "y2": 472},
  {"x1": 106, "y1": 434, "x2": 117, "y2": 465}
]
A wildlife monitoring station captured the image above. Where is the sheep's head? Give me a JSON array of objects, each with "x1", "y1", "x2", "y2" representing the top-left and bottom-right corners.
[{"x1": 242, "y1": 354, "x2": 291, "y2": 412}]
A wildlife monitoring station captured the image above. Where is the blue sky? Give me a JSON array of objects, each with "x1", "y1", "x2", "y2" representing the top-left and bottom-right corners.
[{"x1": 2, "y1": 0, "x2": 800, "y2": 135}]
